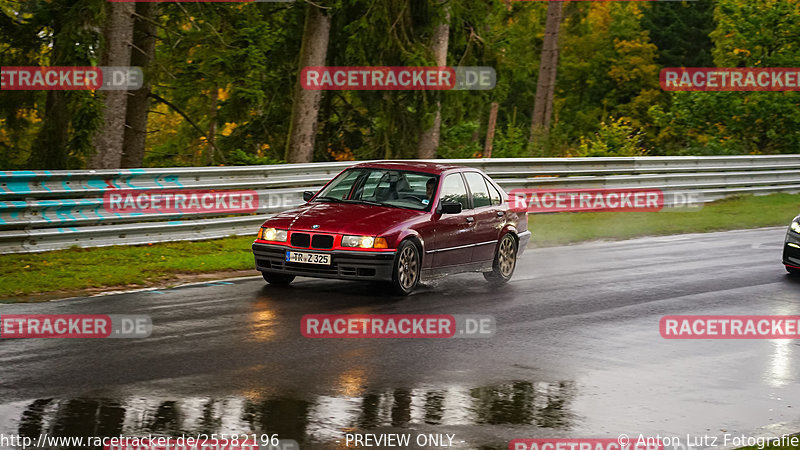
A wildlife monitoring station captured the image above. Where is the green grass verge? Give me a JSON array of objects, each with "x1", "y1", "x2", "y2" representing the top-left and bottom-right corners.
[
  {"x1": 0, "y1": 193, "x2": 797, "y2": 299},
  {"x1": 735, "y1": 434, "x2": 800, "y2": 450},
  {"x1": 0, "y1": 237, "x2": 257, "y2": 300},
  {"x1": 530, "y1": 193, "x2": 799, "y2": 247}
]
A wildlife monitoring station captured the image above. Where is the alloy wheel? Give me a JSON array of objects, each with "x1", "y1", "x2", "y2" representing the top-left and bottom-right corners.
[
  {"x1": 498, "y1": 235, "x2": 516, "y2": 277},
  {"x1": 397, "y1": 245, "x2": 419, "y2": 290}
]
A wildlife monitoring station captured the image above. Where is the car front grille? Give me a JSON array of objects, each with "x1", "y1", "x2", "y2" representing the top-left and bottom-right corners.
[
  {"x1": 290, "y1": 232, "x2": 335, "y2": 249},
  {"x1": 311, "y1": 234, "x2": 334, "y2": 249},
  {"x1": 290, "y1": 232, "x2": 311, "y2": 248},
  {"x1": 265, "y1": 259, "x2": 340, "y2": 275},
  {"x1": 256, "y1": 258, "x2": 376, "y2": 278}
]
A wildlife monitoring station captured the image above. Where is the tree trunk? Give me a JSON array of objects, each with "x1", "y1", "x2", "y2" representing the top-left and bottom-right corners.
[
  {"x1": 284, "y1": 4, "x2": 331, "y2": 164},
  {"x1": 417, "y1": 3, "x2": 450, "y2": 159},
  {"x1": 29, "y1": 91, "x2": 70, "y2": 169},
  {"x1": 90, "y1": 2, "x2": 135, "y2": 169},
  {"x1": 206, "y1": 87, "x2": 218, "y2": 165},
  {"x1": 529, "y1": 0, "x2": 563, "y2": 146},
  {"x1": 28, "y1": 25, "x2": 69, "y2": 170},
  {"x1": 121, "y1": 2, "x2": 158, "y2": 169},
  {"x1": 483, "y1": 102, "x2": 499, "y2": 158}
]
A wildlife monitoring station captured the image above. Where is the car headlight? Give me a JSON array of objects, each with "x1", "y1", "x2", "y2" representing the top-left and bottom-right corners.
[
  {"x1": 791, "y1": 221, "x2": 800, "y2": 234},
  {"x1": 259, "y1": 227, "x2": 288, "y2": 242},
  {"x1": 342, "y1": 235, "x2": 388, "y2": 249}
]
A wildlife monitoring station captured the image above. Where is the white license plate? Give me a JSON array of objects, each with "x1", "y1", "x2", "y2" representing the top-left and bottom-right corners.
[{"x1": 286, "y1": 251, "x2": 331, "y2": 265}]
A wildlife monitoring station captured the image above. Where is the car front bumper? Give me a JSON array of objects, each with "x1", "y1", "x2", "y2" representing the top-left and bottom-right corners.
[
  {"x1": 784, "y1": 231, "x2": 800, "y2": 268},
  {"x1": 253, "y1": 242, "x2": 396, "y2": 281}
]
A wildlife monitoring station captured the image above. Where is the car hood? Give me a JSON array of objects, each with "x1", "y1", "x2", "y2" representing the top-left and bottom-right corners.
[{"x1": 264, "y1": 202, "x2": 425, "y2": 235}]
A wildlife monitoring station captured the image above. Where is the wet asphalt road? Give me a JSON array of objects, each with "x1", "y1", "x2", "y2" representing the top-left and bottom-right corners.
[{"x1": 1, "y1": 227, "x2": 799, "y2": 450}]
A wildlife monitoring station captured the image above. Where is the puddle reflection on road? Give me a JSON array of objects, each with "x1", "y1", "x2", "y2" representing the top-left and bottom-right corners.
[{"x1": 1, "y1": 381, "x2": 575, "y2": 448}]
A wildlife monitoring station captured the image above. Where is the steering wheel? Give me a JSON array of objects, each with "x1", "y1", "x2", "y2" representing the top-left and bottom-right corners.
[{"x1": 399, "y1": 194, "x2": 426, "y2": 202}]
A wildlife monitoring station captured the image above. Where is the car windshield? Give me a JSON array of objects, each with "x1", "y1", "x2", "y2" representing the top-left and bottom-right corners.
[{"x1": 315, "y1": 168, "x2": 438, "y2": 211}]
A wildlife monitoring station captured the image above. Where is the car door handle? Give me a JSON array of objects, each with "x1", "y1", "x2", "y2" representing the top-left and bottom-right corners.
[
  {"x1": 466, "y1": 217, "x2": 474, "y2": 223},
  {"x1": 496, "y1": 211, "x2": 505, "y2": 217}
]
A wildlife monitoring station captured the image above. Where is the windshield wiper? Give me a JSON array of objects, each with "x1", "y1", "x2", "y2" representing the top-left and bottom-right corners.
[
  {"x1": 345, "y1": 199, "x2": 407, "y2": 209},
  {"x1": 344, "y1": 199, "x2": 384, "y2": 206},
  {"x1": 314, "y1": 196, "x2": 342, "y2": 203}
]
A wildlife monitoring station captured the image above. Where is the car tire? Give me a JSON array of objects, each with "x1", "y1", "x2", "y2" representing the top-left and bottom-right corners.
[
  {"x1": 484, "y1": 233, "x2": 518, "y2": 286},
  {"x1": 391, "y1": 240, "x2": 421, "y2": 295},
  {"x1": 787, "y1": 266, "x2": 800, "y2": 276},
  {"x1": 262, "y1": 272, "x2": 295, "y2": 286}
]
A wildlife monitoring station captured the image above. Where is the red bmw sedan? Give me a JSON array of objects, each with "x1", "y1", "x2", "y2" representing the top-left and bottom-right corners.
[{"x1": 252, "y1": 161, "x2": 531, "y2": 295}]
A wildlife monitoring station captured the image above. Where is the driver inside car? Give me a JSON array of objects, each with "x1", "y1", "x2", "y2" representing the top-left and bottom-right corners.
[{"x1": 424, "y1": 178, "x2": 436, "y2": 205}]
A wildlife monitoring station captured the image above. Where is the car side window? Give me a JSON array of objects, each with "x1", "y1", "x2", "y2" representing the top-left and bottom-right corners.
[
  {"x1": 326, "y1": 170, "x2": 362, "y2": 199},
  {"x1": 440, "y1": 174, "x2": 468, "y2": 210},
  {"x1": 464, "y1": 172, "x2": 491, "y2": 208},
  {"x1": 486, "y1": 176, "x2": 503, "y2": 206},
  {"x1": 357, "y1": 171, "x2": 383, "y2": 199}
]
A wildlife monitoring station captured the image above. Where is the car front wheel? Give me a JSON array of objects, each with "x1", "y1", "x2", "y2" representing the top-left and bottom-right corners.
[
  {"x1": 391, "y1": 240, "x2": 420, "y2": 295},
  {"x1": 484, "y1": 233, "x2": 517, "y2": 286},
  {"x1": 262, "y1": 272, "x2": 295, "y2": 286}
]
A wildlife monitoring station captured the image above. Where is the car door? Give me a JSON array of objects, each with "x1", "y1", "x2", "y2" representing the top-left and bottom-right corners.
[
  {"x1": 463, "y1": 171, "x2": 504, "y2": 263},
  {"x1": 431, "y1": 172, "x2": 475, "y2": 268}
]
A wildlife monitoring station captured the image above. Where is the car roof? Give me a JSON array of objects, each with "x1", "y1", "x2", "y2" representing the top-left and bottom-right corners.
[{"x1": 349, "y1": 160, "x2": 475, "y2": 175}]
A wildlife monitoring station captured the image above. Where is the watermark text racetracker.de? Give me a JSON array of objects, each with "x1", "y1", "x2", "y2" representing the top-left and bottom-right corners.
[
  {"x1": 301, "y1": 66, "x2": 495, "y2": 90},
  {"x1": 107, "y1": 0, "x2": 295, "y2": 3},
  {"x1": 508, "y1": 189, "x2": 703, "y2": 213},
  {"x1": 105, "y1": 189, "x2": 259, "y2": 215},
  {"x1": 301, "y1": 314, "x2": 495, "y2": 338},
  {"x1": 0, "y1": 434, "x2": 298, "y2": 450},
  {"x1": 661, "y1": 315, "x2": 800, "y2": 339},
  {"x1": 1, "y1": 66, "x2": 142, "y2": 90},
  {"x1": 660, "y1": 67, "x2": 800, "y2": 91},
  {"x1": 509, "y1": 438, "x2": 662, "y2": 450},
  {"x1": 0, "y1": 314, "x2": 151, "y2": 339}
]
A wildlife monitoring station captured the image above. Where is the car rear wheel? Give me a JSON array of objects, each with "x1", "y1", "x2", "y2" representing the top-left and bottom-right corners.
[
  {"x1": 484, "y1": 233, "x2": 517, "y2": 286},
  {"x1": 391, "y1": 240, "x2": 420, "y2": 295},
  {"x1": 787, "y1": 266, "x2": 800, "y2": 276},
  {"x1": 262, "y1": 272, "x2": 295, "y2": 286}
]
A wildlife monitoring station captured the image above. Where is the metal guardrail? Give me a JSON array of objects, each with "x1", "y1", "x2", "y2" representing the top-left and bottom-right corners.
[{"x1": 1, "y1": 155, "x2": 799, "y2": 253}]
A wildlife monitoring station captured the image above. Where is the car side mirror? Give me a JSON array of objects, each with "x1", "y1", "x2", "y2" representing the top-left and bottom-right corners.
[
  {"x1": 440, "y1": 201, "x2": 462, "y2": 214},
  {"x1": 303, "y1": 191, "x2": 315, "y2": 202}
]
